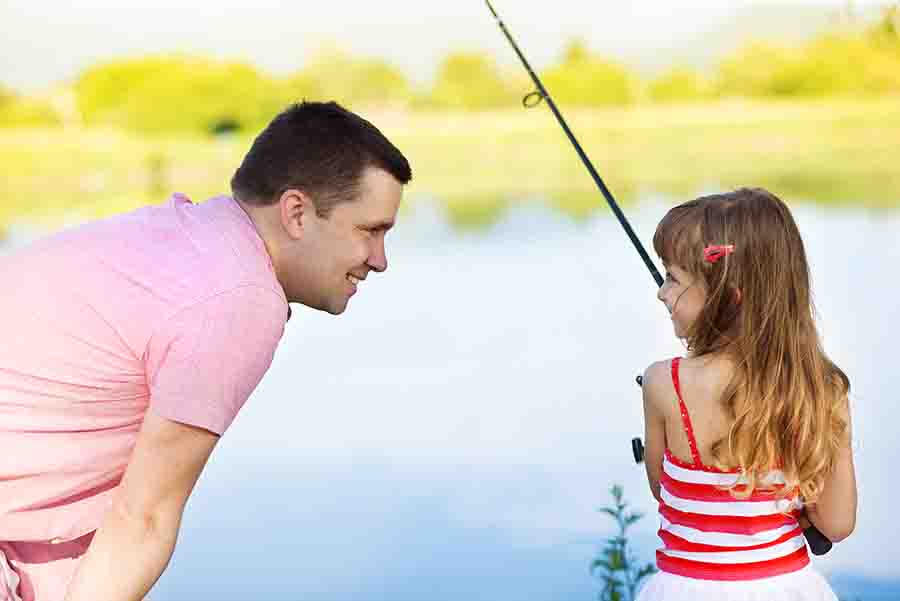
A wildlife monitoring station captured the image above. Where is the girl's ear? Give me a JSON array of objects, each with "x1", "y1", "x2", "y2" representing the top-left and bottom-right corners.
[{"x1": 733, "y1": 287, "x2": 742, "y2": 305}]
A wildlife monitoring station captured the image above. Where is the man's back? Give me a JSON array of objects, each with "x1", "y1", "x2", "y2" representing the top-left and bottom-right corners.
[{"x1": 0, "y1": 193, "x2": 288, "y2": 543}]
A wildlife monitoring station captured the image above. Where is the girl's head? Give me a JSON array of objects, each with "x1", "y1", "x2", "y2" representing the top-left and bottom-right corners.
[
  {"x1": 654, "y1": 188, "x2": 849, "y2": 502},
  {"x1": 653, "y1": 187, "x2": 809, "y2": 352}
]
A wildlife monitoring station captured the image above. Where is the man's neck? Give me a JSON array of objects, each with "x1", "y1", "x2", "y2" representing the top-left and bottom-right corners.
[{"x1": 233, "y1": 196, "x2": 284, "y2": 289}]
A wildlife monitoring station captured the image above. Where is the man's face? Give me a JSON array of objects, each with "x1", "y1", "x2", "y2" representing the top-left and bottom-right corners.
[{"x1": 283, "y1": 167, "x2": 403, "y2": 314}]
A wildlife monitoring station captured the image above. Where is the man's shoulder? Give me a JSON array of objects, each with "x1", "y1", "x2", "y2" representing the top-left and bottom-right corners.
[
  {"x1": 99, "y1": 193, "x2": 280, "y2": 302},
  {"x1": 3, "y1": 194, "x2": 285, "y2": 353}
]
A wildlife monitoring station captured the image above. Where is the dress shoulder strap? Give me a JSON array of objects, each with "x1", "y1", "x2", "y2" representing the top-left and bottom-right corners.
[{"x1": 671, "y1": 357, "x2": 704, "y2": 468}]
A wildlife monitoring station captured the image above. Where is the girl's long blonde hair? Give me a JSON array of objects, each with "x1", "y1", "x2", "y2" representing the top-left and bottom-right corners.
[{"x1": 653, "y1": 188, "x2": 849, "y2": 502}]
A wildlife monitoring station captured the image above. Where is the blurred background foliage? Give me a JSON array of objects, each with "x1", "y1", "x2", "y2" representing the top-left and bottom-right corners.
[
  {"x1": 1, "y1": 5, "x2": 899, "y2": 230},
  {"x1": 1, "y1": 6, "x2": 896, "y2": 133}
]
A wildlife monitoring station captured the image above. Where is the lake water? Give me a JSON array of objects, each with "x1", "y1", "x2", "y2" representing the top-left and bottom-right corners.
[{"x1": 3, "y1": 197, "x2": 898, "y2": 600}]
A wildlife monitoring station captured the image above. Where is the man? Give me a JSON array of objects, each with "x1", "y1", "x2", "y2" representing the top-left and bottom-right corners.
[{"x1": 0, "y1": 101, "x2": 412, "y2": 601}]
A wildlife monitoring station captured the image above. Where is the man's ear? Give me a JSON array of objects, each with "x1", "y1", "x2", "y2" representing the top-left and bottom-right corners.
[{"x1": 278, "y1": 189, "x2": 311, "y2": 240}]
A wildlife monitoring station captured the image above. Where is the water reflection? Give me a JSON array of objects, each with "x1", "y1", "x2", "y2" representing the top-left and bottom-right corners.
[{"x1": 3, "y1": 199, "x2": 898, "y2": 600}]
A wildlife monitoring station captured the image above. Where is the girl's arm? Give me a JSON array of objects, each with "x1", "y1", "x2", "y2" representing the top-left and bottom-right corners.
[
  {"x1": 642, "y1": 361, "x2": 670, "y2": 502},
  {"x1": 804, "y1": 398, "x2": 857, "y2": 543}
]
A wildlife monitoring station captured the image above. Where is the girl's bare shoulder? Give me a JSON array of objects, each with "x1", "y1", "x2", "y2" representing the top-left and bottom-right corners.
[{"x1": 642, "y1": 359, "x2": 677, "y2": 416}]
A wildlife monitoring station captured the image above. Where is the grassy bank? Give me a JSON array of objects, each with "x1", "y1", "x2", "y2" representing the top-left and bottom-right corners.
[{"x1": 2, "y1": 97, "x2": 899, "y2": 230}]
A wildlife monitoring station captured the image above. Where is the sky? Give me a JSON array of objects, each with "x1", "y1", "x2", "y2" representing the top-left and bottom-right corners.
[{"x1": 1, "y1": 0, "x2": 890, "y2": 92}]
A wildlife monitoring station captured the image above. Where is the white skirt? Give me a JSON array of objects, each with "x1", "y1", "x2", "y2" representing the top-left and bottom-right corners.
[{"x1": 636, "y1": 565, "x2": 838, "y2": 601}]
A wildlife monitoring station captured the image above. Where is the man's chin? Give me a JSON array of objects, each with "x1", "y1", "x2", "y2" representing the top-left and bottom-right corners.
[
  {"x1": 325, "y1": 298, "x2": 349, "y2": 315},
  {"x1": 293, "y1": 296, "x2": 348, "y2": 316}
]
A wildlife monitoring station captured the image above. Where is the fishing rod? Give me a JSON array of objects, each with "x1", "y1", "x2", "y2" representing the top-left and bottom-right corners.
[
  {"x1": 484, "y1": 0, "x2": 662, "y2": 288},
  {"x1": 484, "y1": 0, "x2": 833, "y2": 557}
]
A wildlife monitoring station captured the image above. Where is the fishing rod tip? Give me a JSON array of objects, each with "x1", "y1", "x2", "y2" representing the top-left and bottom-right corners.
[{"x1": 484, "y1": 0, "x2": 500, "y2": 19}]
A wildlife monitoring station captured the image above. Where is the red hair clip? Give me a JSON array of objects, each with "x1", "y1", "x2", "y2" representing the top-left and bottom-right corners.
[{"x1": 704, "y1": 244, "x2": 735, "y2": 263}]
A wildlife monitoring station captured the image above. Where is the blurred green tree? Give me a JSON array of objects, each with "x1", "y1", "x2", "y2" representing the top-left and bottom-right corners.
[
  {"x1": 542, "y1": 40, "x2": 635, "y2": 107},
  {"x1": 424, "y1": 51, "x2": 515, "y2": 110},
  {"x1": 869, "y1": 4, "x2": 899, "y2": 45},
  {"x1": 76, "y1": 56, "x2": 289, "y2": 135},
  {"x1": 287, "y1": 46, "x2": 412, "y2": 108},
  {"x1": 716, "y1": 12, "x2": 900, "y2": 99},
  {"x1": 647, "y1": 67, "x2": 709, "y2": 103}
]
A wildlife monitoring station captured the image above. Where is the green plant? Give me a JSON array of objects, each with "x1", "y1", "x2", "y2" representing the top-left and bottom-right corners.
[{"x1": 591, "y1": 485, "x2": 656, "y2": 601}]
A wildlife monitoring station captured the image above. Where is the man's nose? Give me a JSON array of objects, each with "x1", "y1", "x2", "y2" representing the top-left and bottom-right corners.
[{"x1": 368, "y1": 238, "x2": 387, "y2": 273}]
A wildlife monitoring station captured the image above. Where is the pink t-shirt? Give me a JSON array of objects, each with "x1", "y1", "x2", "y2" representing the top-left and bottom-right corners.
[{"x1": 0, "y1": 193, "x2": 288, "y2": 543}]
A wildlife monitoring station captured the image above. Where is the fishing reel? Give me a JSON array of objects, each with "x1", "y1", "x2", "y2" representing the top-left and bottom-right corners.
[{"x1": 632, "y1": 374, "x2": 645, "y2": 463}]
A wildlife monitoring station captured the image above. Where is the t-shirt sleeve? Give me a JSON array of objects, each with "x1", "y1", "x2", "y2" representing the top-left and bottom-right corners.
[{"x1": 144, "y1": 286, "x2": 287, "y2": 435}]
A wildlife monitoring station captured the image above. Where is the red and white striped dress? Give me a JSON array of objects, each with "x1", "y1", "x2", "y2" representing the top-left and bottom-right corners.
[{"x1": 637, "y1": 358, "x2": 838, "y2": 600}]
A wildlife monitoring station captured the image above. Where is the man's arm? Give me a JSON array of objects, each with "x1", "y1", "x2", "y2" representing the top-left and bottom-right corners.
[{"x1": 64, "y1": 412, "x2": 219, "y2": 601}]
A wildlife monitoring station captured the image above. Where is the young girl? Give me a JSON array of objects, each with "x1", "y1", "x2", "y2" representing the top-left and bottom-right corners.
[{"x1": 637, "y1": 188, "x2": 856, "y2": 600}]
